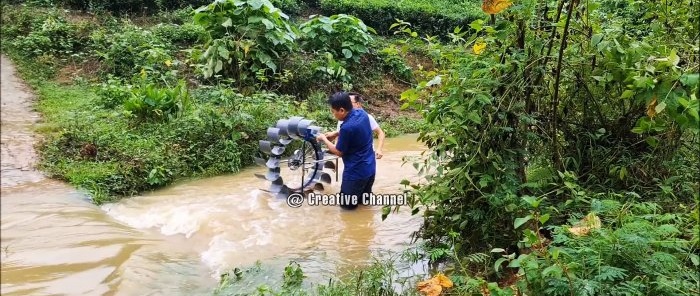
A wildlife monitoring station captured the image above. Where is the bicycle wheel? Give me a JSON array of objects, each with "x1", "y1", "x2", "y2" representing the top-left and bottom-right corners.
[{"x1": 254, "y1": 116, "x2": 336, "y2": 198}]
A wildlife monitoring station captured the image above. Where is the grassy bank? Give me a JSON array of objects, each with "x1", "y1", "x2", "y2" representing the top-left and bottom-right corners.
[
  {"x1": 211, "y1": 251, "x2": 430, "y2": 296},
  {"x1": 0, "y1": 2, "x2": 425, "y2": 204}
]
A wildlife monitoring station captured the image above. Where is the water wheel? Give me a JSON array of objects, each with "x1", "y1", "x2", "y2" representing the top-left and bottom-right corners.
[{"x1": 254, "y1": 116, "x2": 337, "y2": 198}]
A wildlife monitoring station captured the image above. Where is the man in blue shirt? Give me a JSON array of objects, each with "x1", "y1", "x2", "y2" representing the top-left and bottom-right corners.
[{"x1": 316, "y1": 92, "x2": 376, "y2": 210}]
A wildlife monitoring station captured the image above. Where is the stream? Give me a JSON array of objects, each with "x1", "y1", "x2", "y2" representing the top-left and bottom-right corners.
[{"x1": 1, "y1": 55, "x2": 428, "y2": 295}]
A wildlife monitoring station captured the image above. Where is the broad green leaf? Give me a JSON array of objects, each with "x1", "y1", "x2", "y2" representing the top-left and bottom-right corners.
[
  {"x1": 508, "y1": 256, "x2": 522, "y2": 268},
  {"x1": 446, "y1": 136, "x2": 457, "y2": 145},
  {"x1": 645, "y1": 136, "x2": 659, "y2": 147},
  {"x1": 621, "y1": 90, "x2": 635, "y2": 99},
  {"x1": 494, "y1": 257, "x2": 507, "y2": 272},
  {"x1": 551, "y1": 248, "x2": 560, "y2": 260},
  {"x1": 465, "y1": 111, "x2": 481, "y2": 124},
  {"x1": 514, "y1": 215, "x2": 532, "y2": 229},
  {"x1": 655, "y1": 101, "x2": 666, "y2": 113},
  {"x1": 522, "y1": 195, "x2": 540, "y2": 208},
  {"x1": 469, "y1": 19, "x2": 483, "y2": 32},
  {"x1": 218, "y1": 46, "x2": 229, "y2": 59},
  {"x1": 215, "y1": 59, "x2": 223, "y2": 73},
  {"x1": 680, "y1": 73, "x2": 699, "y2": 87},
  {"x1": 591, "y1": 34, "x2": 603, "y2": 46},
  {"x1": 261, "y1": 19, "x2": 275, "y2": 30},
  {"x1": 669, "y1": 50, "x2": 680, "y2": 66},
  {"x1": 381, "y1": 206, "x2": 390, "y2": 221},
  {"x1": 542, "y1": 265, "x2": 563, "y2": 278},
  {"x1": 459, "y1": 219, "x2": 468, "y2": 229},
  {"x1": 222, "y1": 17, "x2": 232, "y2": 27},
  {"x1": 691, "y1": 254, "x2": 699, "y2": 266},
  {"x1": 248, "y1": 0, "x2": 264, "y2": 10},
  {"x1": 619, "y1": 166, "x2": 627, "y2": 180},
  {"x1": 645, "y1": 64, "x2": 655, "y2": 73},
  {"x1": 400, "y1": 89, "x2": 419, "y2": 102},
  {"x1": 539, "y1": 214, "x2": 550, "y2": 224},
  {"x1": 248, "y1": 16, "x2": 263, "y2": 23},
  {"x1": 342, "y1": 49, "x2": 352, "y2": 59}
]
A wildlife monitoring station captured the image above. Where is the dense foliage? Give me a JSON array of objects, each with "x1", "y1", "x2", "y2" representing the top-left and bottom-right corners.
[
  {"x1": 318, "y1": 0, "x2": 485, "y2": 37},
  {"x1": 10, "y1": 0, "x2": 303, "y2": 15},
  {"x1": 388, "y1": 0, "x2": 699, "y2": 294}
]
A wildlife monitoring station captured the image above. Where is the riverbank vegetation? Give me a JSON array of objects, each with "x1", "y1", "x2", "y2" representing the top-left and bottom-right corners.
[
  {"x1": 0, "y1": 0, "x2": 429, "y2": 204},
  {"x1": 2, "y1": 0, "x2": 698, "y2": 295}
]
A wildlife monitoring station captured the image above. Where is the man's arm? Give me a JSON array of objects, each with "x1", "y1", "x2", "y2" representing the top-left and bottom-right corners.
[
  {"x1": 368, "y1": 114, "x2": 385, "y2": 159},
  {"x1": 316, "y1": 130, "x2": 350, "y2": 157},
  {"x1": 373, "y1": 126, "x2": 386, "y2": 159},
  {"x1": 317, "y1": 132, "x2": 346, "y2": 157},
  {"x1": 324, "y1": 130, "x2": 339, "y2": 142}
]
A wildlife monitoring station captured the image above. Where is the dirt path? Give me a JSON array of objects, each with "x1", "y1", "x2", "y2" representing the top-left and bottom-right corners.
[{"x1": 1, "y1": 54, "x2": 47, "y2": 189}]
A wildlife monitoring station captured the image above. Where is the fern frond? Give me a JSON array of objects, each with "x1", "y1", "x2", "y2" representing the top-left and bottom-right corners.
[
  {"x1": 594, "y1": 266, "x2": 627, "y2": 282},
  {"x1": 462, "y1": 252, "x2": 489, "y2": 265}
]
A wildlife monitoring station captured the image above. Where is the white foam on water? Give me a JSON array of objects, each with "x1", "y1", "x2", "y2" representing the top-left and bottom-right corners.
[
  {"x1": 102, "y1": 199, "x2": 227, "y2": 238},
  {"x1": 200, "y1": 234, "x2": 237, "y2": 278}
]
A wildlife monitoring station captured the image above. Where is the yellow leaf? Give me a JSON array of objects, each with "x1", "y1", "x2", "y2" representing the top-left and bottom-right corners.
[
  {"x1": 164, "y1": 60, "x2": 172, "y2": 67},
  {"x1": 473, "y1": 40, "x2": 487, "y2": 55},
  {"x1": 567, "y1": 213, "x2": 601, "y2": 236},
  {"x1": 417, "y1": 278, "x2": 442, "y2": 296},
  {"x1": 417, "y1": 273, "x2": 453, "y2": 296},
  {"x1": 243, "y1": 44, "x2": 250, "y2": 56},
  {"x1": 140, "y1": 68, "x2": 147, "y2": 79},
  {"x1": 647, "y1": 96, "x2": 657, "y2": 119},
  {"x1": 482, "y1": 0, "x2": 513, "y2": 14},
  {"x1": 435, "y1": 273, "x2": 453, "y2": 288}
]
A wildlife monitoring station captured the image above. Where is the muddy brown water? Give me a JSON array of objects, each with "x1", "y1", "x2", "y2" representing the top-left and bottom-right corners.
[{"x1": 1, "y1": 55, "x2": 429, "y2": 295}]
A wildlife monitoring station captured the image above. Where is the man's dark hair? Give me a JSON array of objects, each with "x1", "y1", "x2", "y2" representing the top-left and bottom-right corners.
[
  {"x1": 328, "y1": 91, "x2": 353, "y2": 111},
  {"x1": 348, "y1": 91, "x2": 365, "y2": 103}
]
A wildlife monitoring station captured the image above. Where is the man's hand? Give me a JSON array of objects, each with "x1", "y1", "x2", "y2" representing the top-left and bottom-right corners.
[
  {"x1": 317, "y1": 133, "x2": 343, "y2": 157},
  {"x1": 324, "y1": 131, "x2": 338, "y2": 142},
  {"x1": 375, "y1": 149, "x2": 383, "y2": 159}
]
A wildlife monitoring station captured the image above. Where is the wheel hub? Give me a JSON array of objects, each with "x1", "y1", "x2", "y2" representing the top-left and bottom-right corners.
[{"x1": 288, "y1": 150, "x2": 303, "y2": 170}]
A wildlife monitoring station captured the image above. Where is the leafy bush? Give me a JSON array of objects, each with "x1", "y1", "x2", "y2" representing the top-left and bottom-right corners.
[
  {"x1": 192, "y1": 0, "x2": 298, "y2": 85},
  {"x1": 90, "y1": 24, "x2": 175, "y2": 78},
  {"x1": 122, "y1": 78, "x2": 192, "y2": 122},
  {"x1": 318, "y1": 0, "x2": 484, "y2": 37},
  {"x1": 377, "y1": 45, "x2": 414, "y2": 82},
  {"x1": 0, "y1": 4, "x2": 55, "y2": 41},
  {"x1": 151, "y1": 22, "x2": 207, "y2": 46},
  {"x1": 299, "y1": 14, "x2": 376, "y2": 64},
  {"x1": 11, "y1": 14, "x2": 89, "y2": 58}
]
